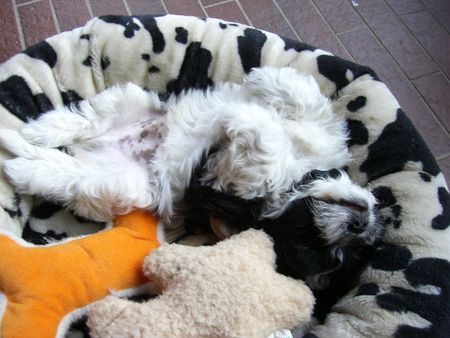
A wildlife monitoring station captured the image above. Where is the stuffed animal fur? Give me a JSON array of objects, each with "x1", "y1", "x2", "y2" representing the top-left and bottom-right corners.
[{"x1": 87, "y1": 229, "x2": 314, "y2": 338}]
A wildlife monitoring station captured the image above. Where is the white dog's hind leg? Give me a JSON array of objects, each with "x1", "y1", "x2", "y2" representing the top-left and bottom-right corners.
[
  {"x1": 21, "y1": 83, "x2": 162, "y2": 147},
  {"x1": 0, "y1": 129, "x2": 154, "y2": 221}
]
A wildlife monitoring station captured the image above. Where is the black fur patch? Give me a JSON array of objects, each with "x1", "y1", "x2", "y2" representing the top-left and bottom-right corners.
[
  {"x1": 281, "y1": 36, "x2": 315, "y2": 52},
  {"x1": 31, "y1": 201, "x2": 64, "y2": 219},
  {"x1": 431, "y1": 187, "x2": 450, "y2": 230},
  {"x1": 135, "y1": 15, "x2": 166, "y2": 53},
  {"x1": 166, "y1": 42, "x2": 213, "y2": 95},
  {"x1": 376, "y1": 258, "x2": 450, "y2": 338},
  {"x1": 175, "y1": 27, "x2": 188, "y2": 44},
  {"x1": 219, "y1": 22, "x2": 227, "y2": 29},
  {"x1": 61, "y1": 89, "x2": 83, "y2": 106},
  {"x1": 101, "y1": 56, "x2": 111, "y2": 70},
  {"x1": 347, "y1": 96, "x2": 367, "y2": 112},
  {"x1": 373, "y1": 185, "x2": 402, "y2": 228},
  {"x1": 237, "y1": 28, "x2": 267, "y2": 73},
  {"x1": 80, "y1": 34, "x2": 90, "y2": 40},
  {"x1": 370, "y1": 244, "x2": 412, "y2": 271},
  {"x1": 142, "y1": 53, "x2": 150, "y2": 62},
  {"x1": 0, "y1": 75, "x2": 53, "y2": 121},
  {"x1": 355, "y1": 283, "x2": 380, "y2": 296},
  {"x1": 420, "y1": 172, "x2": 432, "y2": 182},
  {"x1": 99, "y1": 15, "x2": 141, "y2": 38},
  {"x1": 360, "y1": 109, "x2": 440, "y2": 182},
  {"x1": 346, "y1": 119, "x2": 369, "y2": 146},
  {"x1": 22, "y1": 40, "x2": 57, "y2": 68},
  {"x1": 317, "y1": 55, "x2": 379, "y2": 92}
]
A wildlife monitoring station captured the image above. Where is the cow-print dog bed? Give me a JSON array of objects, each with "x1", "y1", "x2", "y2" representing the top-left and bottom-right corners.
[{"x1": 0, "y1": 14, "x2": 449, "y2": 338}]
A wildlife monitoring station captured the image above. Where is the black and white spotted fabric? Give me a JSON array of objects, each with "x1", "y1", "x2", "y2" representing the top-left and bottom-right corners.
[{"x1": 0, "y1": 15, "x2": 449, "y2": 338}]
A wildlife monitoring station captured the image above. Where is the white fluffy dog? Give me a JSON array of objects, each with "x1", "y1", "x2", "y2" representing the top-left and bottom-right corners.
[{"x1": 0, "y1": 67, "x2": 361, "y2": 222}]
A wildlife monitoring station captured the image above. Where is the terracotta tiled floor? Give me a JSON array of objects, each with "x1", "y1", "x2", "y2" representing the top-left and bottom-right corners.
[{"x1": 0, "y1": 0, "x2": 449, "y2": 182}]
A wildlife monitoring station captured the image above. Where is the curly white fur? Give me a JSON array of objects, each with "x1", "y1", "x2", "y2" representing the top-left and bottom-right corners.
[{"x1": 0, "y1": 67, "x2": 353, "y2": 222}]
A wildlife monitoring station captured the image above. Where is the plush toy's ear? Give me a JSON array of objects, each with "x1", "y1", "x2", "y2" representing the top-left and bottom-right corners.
[{"x1": 221, "y1": 229, "x2": 277, "y2": 266}]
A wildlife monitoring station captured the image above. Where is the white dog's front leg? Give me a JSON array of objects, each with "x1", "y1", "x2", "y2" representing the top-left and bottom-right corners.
[{"x1": 21, "y1": 83, "x2": 162, "y2": 147}]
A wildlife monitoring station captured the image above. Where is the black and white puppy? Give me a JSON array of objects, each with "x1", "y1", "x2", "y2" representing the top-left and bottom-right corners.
[{"x1": 182, "y1": 167, "x2": 383, "y2": 319}]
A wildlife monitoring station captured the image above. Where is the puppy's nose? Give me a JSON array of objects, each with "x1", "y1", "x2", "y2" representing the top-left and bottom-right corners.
[{"x1": 347, "y1": 211, "x2": 369, "y2": 234}]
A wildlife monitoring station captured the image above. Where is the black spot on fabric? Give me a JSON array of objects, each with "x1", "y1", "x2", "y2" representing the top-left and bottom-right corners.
[
  {"x1": 135, "y1": 15, "x2": 166, "y2": 53},
  {"x1": 373, "y1": 185, "x2": 402, "y2": 229},
  {"x1": 346, "y1": 119, "x2": 369, "y2": 146},
  {"x1": 101, "y1": 56, "x2": 110, "y2": 70},
  {"x1": 3, "y1": 193, "x2": 22, "y2": 218},
  {"x1": 22, "y1": 221, "x2": 67, "y2": 245},
  {"x1": 61, "y1": 89, "x2": 83, "y2": 107},
  {"x1": 420, "y1": 172, "x2": 432, "y2": 182},
  {"x1": 370, "y1": 244, "x2": 412, "y2": 271},
  {"x1": 142, "y1": 53, "x2": 150, "y2": 62},
  {"x1": 0, "y1": 75, "x2": 53, "y2": 121},
  {"x1": 281, "y1": 36, "x2": 315, "y2": 52},
  {"x1": 126, "y1": 293, "x2": 157, "y2": 303},
  {"x1": 237, "y1": 28, "x2": 267, "y2": 73},
  {"x1": 175, "y1": 27, "x2": 188, "y2": 44},
  {"x1": 80, "y1": 34, "x2": 90, "y2": 40},
  {"x1": 360, "y1": 109, "x2": 440, "y2": 182},
  {"x1": 356, "y1": 283, "x2": 380, "y2": 296},
  {"x1": 99, "y1": 15, "x2": 141, "y2": 38},
  {"x1": 229, "y1": 23, "x2": 238, "y2": 27},
  {"x1": 317, "y1": 55, "x2": 379, "y2": 92},
  {"x1": 82, "y1": 55, "x2": 92, "y2": 66},
  {"x1": 149, "y1": 66, "x2": 160, "y2": 73},
  {"x1": 347, "y1": 96, "x2": 367, "y2": 112},
  {"x1": 219, "y1": 22, "x2": 227, "y2": 29},
  {"x1": 22, "y1": 40, "x2": 57, "y2": 68},
  {"x1": 431, "y1": 187, "x2": 450, "y2": 230},
  {"x1": 377, "y1": 258, "x2": 450, "y2": 338},
  {"x1": 166, "y1": 42, "x2": 213, "y2": 95}
]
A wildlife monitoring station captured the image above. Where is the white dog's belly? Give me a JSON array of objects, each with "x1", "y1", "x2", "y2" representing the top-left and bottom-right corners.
[{"x1": 81, "y1": 118, "x2": 167, "y2": 166}]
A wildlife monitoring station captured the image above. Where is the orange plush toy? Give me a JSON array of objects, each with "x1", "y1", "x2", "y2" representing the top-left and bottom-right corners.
[{"x1": 0, "y1": 210, "x2": 162, "y2": 338}]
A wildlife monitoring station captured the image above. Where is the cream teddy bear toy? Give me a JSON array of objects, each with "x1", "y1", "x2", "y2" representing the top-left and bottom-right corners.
[{"x1": 87, "y1": 229, "x2": 314, "y2": 338}]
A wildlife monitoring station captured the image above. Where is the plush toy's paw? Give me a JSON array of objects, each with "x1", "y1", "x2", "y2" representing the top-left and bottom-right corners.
[{"x1": 88, "y1": 296, "x2": 133, "y2": 337}]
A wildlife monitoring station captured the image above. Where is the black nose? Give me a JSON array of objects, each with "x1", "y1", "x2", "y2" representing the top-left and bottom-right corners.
[{"x1": 347, "y1": 212, "x2": 369, "y2": 234}]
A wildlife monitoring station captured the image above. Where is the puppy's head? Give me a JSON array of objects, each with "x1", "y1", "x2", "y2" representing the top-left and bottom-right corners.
[{"x1": 261, "y1": 169, "x2": 383, "y2": 287}]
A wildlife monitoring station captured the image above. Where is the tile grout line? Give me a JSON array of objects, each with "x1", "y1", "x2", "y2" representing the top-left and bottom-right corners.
[
  {"x1": 272, "y1": 0, "x2": 303, "y2": 42},
  {"x1": 48, "y1": 0, "x2": 61, "y2": 34},
  {"x1": 121, "y1": 0, "x2": 132, "y2": 15},
  {"x1": 84, "y1": 0, "x2": 94, "y2": 18},
  {"x1": 436, "y1": 153, "x2": 450, "y2": 161},
  {"x1": 12, "y1": 0, "x2": 26, "y2": 50},
  {"x1": 309, "y1": 0, "x2": 354, "y2": 60},
  {"x1": 234, "y1": 0, "x2": 253, "y2": 26},
  {"x1": 344, "y1": 0, "x2": 449, "y2": 141},
  {"x1": 196, "y1": 0, "x2": 209, "y2": 17},
  {"x1": 16, "y1": 0, "x2": 41, "y2": 7},
  {"x1": 203, "y1": 0, "x2": 234, "y2": 9},
  {"x1": 383, "y1": 0, "x2": 445, "y2": 80},
  {"x1": 419, "y1": 0, "x2": 450, "y2": 35},
  {"x1": 159, "y1": 0, "x2": 169, "y2": 15}
]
